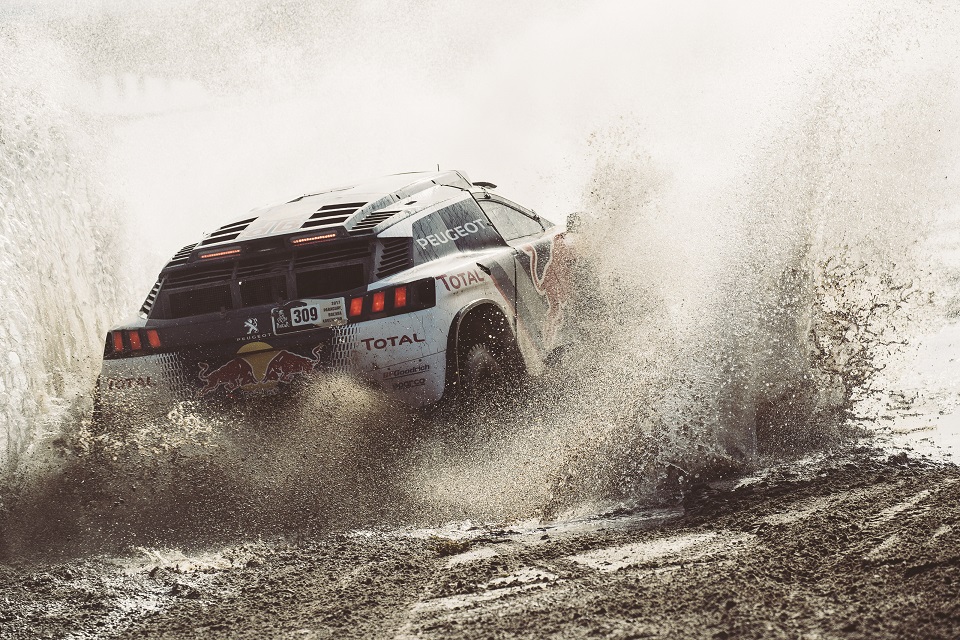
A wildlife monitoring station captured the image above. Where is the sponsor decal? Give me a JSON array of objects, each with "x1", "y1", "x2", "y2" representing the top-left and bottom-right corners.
[
  {"x1": 244, "y1": 318, "x2": 259, "y2": 335},
  {"x1": 392, "y1": 377, "x2": 426, "y2": 391},
  {"x1": 237, "y1": 332, "x2": 273, "y2": 343},
  {"x1": 106, "y1": 376, "x2": 153, "y2": 390},
  {"x1": 520, "y1": 233, "x2": 575, "y2": 347},
  {"x1": 436, "y1": 268, "x2": 486, "y2": 292},
  {"x1": 416, "y1": 218, "x2": 490, "y2": 248},
  {"x1": 360, "y1": 334, "x2": 427, "y2": 351},
  {"x1": 198, "y1": 341, "x2": 324, "y2": 397},
  {"x1": 382, "y1": 364, "x2": 431, "y2": 381}
]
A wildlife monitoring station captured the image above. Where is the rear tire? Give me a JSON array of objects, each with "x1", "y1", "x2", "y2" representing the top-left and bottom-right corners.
[
  {"x1": 448, "y1": 307, "x2": 524, "y2": 401},
  {"x1": 459, "y1": 339, "x2": 505, "y2": 397}
]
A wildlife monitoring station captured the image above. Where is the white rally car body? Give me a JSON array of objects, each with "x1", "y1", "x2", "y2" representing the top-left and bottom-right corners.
[{"x1": 97, "y1": 170, "x2": 575, "y2": 411}]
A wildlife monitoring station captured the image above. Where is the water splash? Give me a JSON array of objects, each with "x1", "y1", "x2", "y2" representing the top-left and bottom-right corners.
[
  {"x1": 1, "y1": 1, "x2": 958, "y2": 552},
  {"x1": 0, "y1": 23, "x2": 131, "y2": 474}
]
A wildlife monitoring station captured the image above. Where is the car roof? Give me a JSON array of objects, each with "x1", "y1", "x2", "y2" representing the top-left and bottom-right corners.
[{"x1": 182, "y1": 170, "x2": 485, "y2": 251}]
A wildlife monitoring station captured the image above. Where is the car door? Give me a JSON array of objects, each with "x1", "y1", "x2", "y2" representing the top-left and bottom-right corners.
[{"x1": 477, "y1": 196, "x2": 572, "y2": 368}]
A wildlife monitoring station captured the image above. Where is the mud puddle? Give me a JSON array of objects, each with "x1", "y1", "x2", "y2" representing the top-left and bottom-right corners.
[{"x1": 2, "y1": 447, "x2": 958, "y2": 639}]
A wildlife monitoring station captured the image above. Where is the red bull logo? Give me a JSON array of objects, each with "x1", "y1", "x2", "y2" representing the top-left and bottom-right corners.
[
  {"x1": 198, "y1": 342, "x2": 323, "y2": 397},
  {"x1": 522, "y1": 233, "x2": 575, "y2": 348}
]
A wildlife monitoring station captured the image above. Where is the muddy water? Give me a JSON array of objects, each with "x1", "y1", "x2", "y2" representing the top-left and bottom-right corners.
[{"x1": 1, "y1": 2, "x2": 960, "y2": 636}]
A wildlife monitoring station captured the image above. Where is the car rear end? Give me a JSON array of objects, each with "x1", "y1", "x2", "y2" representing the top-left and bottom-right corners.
[{"x1": 97, "y1": 228, "x2": 445, "y2": 419}]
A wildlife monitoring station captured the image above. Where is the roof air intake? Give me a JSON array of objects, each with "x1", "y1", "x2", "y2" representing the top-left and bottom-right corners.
[
  {"x1": 350, "y1": 210, "x2": 398, "y2": 235},
  {"x1": 197, "y1": 217, "x2": 257, "y2": 247},
  {"x1": 301, "y1": 202, "x2": 367, "y2": 229},
  {"x1": 167, "y1": 243, "x2": 198, "y2": 266}
]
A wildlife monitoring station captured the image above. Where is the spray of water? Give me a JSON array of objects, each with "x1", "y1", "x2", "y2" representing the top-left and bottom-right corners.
[
  {"x1": 392, "y1": 2, "x2": 960, "y2": 519},
  {"x1": 0, "y1": 22, "x2": 131, "y2": 475},
  {"x1": 1, "y1": 1, "x2": 959, "y2": 555}
]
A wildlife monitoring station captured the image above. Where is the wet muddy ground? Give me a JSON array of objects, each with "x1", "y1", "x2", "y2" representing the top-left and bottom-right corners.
[{"x1": 2, "y1": 448, "x2": 958, "y2": 639}]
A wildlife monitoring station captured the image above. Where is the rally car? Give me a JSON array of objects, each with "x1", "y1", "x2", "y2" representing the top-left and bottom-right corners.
[{"x1": 96, "y1": 170, "x2": 576, "y2": 413}]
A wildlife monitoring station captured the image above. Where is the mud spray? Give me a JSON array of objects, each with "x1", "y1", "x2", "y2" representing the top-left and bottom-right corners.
[{"x1": 1, "y1": 1, "x2": 959, "y2": 557}]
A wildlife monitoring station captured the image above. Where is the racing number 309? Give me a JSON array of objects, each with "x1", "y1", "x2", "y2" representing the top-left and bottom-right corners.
[{"x1": 291, "y1": 306, "x2": 320, "y2": 325}]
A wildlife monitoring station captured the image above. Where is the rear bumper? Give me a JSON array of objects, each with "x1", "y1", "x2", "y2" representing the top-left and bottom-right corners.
[{"x1": 97, "y1": 309, "x2": 450, "y2": 411}]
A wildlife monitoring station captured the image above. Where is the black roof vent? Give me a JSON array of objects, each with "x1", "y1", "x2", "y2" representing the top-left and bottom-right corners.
[
  {"x1": 197, "y1": 217, "x2": 257, "y2": 247},
  {"x1": 301, "y1": 202, "x2": 367, "y2": 229},
  {"x1": 376, "y1": 238, "x2": 412, "y2": 278},
  {"x1": 167, "y1": 243, "x2": 198, "y2": 267},
  {"x1": 350, "y1": 210, "x2": 398, "y2": 235}
]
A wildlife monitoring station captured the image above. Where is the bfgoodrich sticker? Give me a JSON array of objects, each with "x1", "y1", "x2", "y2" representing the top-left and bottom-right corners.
[{"x1": 383, "y1": 364, "x2": 431, "y2": 380}]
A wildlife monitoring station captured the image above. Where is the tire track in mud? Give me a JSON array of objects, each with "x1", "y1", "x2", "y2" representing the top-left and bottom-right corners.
[
  {"x1": 3, "y1": 449, "x2": 959, "y2": 639},
  {"x1": 391, "y1": 453, "x2": 960, "y2": 639}
]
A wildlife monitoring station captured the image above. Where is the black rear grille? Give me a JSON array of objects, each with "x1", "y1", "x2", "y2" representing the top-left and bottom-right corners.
[
  {"x1": 296, "y1": 264, "x2": 365, "y2": 298},
  {"x1": 294, "y1": 240, "x2": 371, "y2": 269},
  {"x1": 140, "y1": 279, "x2": 162, "y2": 316},
  {"x1": 167, "y1": 285, "x2": 232, "y2": 318},
  {"x1": 239, "y1": 276, "x2": 287, "y2": 307},
  {"x1": 197, "y1": 217, "x2": 257, "y2": 247},
  {"x1": 351, "y1": 210, "x2": 398, "y2": 235},
  {"x1": 377, "y1": 238, "x2": 412, "y2": 278},
  {"x1": 165, "y1": 265, "x2": 234, "y2": 288},
  {"x1": 236, "y1": 259, "x2": 286, "y2": 279},
  {"x1": 301, "y1": 202, "x2": 366, "y2": 229},
  {"x1": 154, "y1": 239, "x2": 374, "y2": 319}
]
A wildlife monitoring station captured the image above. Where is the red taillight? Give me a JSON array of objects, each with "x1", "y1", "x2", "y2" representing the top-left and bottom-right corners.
[
  {"x1": 343, "y1": 278, "x2": 435, "y2": 323},
  {"x1": 128, "y1": 330, "x2": 142, "y2": 350},
  {"x1": 112, "y1": 332, "x2": 124, "y2": 353},
  {"x1": 372, "y1": 291, "x2": 385, "y2": 313},
  {"x1": 349, "y1": 297, "x2": 364, "y2": 317},
  {"x1": 146, "y1": 329, "x2": 161, "y2": 348}
]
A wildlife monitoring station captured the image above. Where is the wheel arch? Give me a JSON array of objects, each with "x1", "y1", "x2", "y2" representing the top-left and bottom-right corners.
[{"x1": 444, "y1": 299, "x2": 520, "y2": 392}]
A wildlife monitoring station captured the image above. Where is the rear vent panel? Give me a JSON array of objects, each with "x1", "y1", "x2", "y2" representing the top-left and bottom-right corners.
[
  {"x1": 167, "y1": 286, "x2": 233, "y2": 318},
  {"x1": 239, "y1": 276, "x2": 287, "y2": 307},
  {"x1": 236, "y1": 259, "x2": 287, "y2": 280},
  {"x1": 155, "y1": 239, "x2": 375, "y2": 319},
  {"x1": 296, "y1": 264, "x2": 366, "y2": 298},
  {"x1": 294, "y1": 241, "x2": 371, "y2": 270},
  {"x1": 140, "y1": 279, "x2": 162, "y2": 317},
  {"x1": 165, "y1": 265, "x2": 234, "y2": 289},
  {"x1": 376, "y1": 238, "x2": 413, "y2": 278}
]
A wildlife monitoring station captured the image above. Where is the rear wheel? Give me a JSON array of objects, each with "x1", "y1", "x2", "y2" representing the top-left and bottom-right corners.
[
  {"x1": 459, "y1": 339, "x2": 505, "y2": 396},
  {"x1": 449, "y1": 307, "x2": 523, "y2": 401}
]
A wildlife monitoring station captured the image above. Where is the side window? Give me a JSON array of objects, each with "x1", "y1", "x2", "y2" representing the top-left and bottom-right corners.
[
  {"x1": 411, "y1": 197, "x2": 505, "y2": 263},
  {"x1": 479, "y1": 201, "x2": 544, "y2": 242}
]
